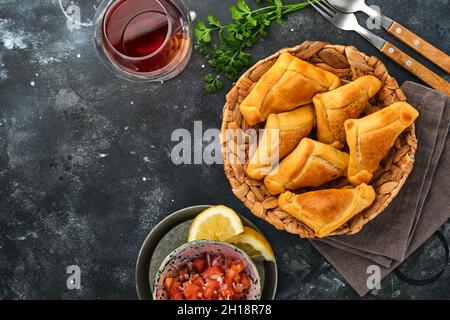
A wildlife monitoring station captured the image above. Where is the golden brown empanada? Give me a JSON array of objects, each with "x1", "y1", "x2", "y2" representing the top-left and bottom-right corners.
[
  {"x1": 313, "y1": 75, "x2": 382, "y2": 149},
  {"x1": 246, "y1": 105, "x2": 315, "y2": 180},
  {"x1": 345, "y1": 102, "x2": 419, "y2": 185},
  {"x1": 240, "y1": 52, "x2": 341, "y2": 126},
  {"x1": 278, "y1": 184, "x2": 376, "y2": 238},
  {"x1": 264, "y1": 138, "x2": 349, "y2": 195}
]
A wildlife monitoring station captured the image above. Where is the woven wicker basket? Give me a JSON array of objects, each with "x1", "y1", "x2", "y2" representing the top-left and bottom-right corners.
[{"x1": 221, "y1": 41, "x2": 417, "y2": 238}]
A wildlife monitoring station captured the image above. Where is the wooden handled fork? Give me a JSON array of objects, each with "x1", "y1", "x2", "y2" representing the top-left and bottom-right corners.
[{"x1": 308, "y1": 0, "x2": 450, "y2": 95}]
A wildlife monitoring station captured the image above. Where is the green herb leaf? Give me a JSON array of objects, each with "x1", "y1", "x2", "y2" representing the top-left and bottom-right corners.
[
  {"x1": 195, "y1": 21, "x2": 212, "y2": 43},
  {"x1": 204, "y1": 74, "x2": 223, "y2": 93},
  {"x1": 207, "y1": 14, "x2": 221, "y2": 28},
  {"x1": 236, "y1": 0, "x2": 251, "y2": 13},
  {"x1": 195, "y1": 0, "x2": 311, "y2": 93},
  {"x1": 274, "y1": 0, "x2": 283, "y2": 24},
  {"x1": 230, "y1": 5, "x2": 245, "y2": 21}
]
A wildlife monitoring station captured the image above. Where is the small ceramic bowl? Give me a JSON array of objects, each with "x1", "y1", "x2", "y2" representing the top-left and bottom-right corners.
[{"x1": 153, "y1": 240, "x2": 262, "y2": 300}]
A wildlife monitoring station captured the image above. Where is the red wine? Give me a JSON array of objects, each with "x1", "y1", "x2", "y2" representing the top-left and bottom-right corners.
[
  {"x1": 102, "y1": 0, "x2": 188, "y2": 73},
  {"x1": 121, "y1": 11, "x2": 168, "y2": 57}
]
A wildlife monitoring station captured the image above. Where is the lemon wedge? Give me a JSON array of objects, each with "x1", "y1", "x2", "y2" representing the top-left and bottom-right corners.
[
  {"x1": 188, "y1": 205, "x2": 244, "y2": 242},
  {"x1": 227, "y1": 226, "x2": 275, "y2": 261}
]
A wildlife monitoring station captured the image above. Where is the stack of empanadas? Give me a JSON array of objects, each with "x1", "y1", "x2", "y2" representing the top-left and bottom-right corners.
[
  {"x1": 240, "y1": 52, "x2": 341, "y2": 126},
  {"x1": 236, "y1": 52, "x2": 420, "y2": 237},
  {"x1": 246, "y1": 105, "x2": 315, "y2": 180},
  {"x1": 313, "y1": 75, "x2": 382, "y2": 149},
  {"x1": 264, "y1": 138, "x2": 349, "y2": 195}
]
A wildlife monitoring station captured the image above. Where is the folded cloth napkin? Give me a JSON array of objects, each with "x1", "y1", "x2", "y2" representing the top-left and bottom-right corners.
[
  {"x1": 311, "y1": 82, "x2": 450, "y2": 296},
  {"x1": 407, "y1": 82, "x2": 450, "y2": 245}
]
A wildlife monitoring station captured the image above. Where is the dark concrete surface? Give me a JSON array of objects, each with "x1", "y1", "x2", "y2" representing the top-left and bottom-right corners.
[{"x1": 0, "y1": 0, "x2": 449, "y2": 299}]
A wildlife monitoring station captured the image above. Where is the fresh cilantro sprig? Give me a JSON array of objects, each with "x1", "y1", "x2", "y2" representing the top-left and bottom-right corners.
[{"x1": 194, "y1": 0, "x2": 311, "y2": 93}]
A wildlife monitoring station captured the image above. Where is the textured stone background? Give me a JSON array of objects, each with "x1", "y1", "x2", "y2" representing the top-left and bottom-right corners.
[{"x1": 0, "y1": 0, "x2": 449, "y2": 299}]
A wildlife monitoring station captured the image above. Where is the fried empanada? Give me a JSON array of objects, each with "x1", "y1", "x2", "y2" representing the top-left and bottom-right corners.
[
  {"x1": 313, "y1": 75, "x2": 382, "y2": 149},
  {"x1": 264, "y1": 138, "x2": 349, "y2": 195},
  {"x1": 246, "y1": 105, "x2": 315, "y2": 180},
  {"x1": 345, "y1": 102, "x2": 419, "y2": 185},
  {"x1": 278, "y1": 184, "x2": 376, "y2": 238},
  {"x1": 240, "y1": 52, "x2": 341, "y2": 126}
]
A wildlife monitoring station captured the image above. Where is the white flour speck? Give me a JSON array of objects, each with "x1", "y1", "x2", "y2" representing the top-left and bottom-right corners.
[
  {"x1": 124, "y1": 126, "x2": 129, "y2": 130},
  {"x1": 291, "y1": 28, "x2": 294, "y2": 32},
  {"x1": 143, "y1": 156, "x2": 150, "y2": 162},
  {"x1": 77, "y1": 53, "x2": 81, "y2": 58},
  {"x1": 130, "y1": 101, "x2": 134, "y2": 105},
  {"x1": 37, "y1": 56, "x2": 62, "y2": 65},
  {"x1": 30, "y1": 81, "x2": 35, "y2": 86},
  {"x1": 142, "y1": 177, "x2": 147, "y2": 182},
  {"x1": 150, "y1": 145, "x2": 156, "y2": 149},
  {"x1": 130, "y1": 151, "x2": 136, "y2": 155},
  {"x1": 12, "y1": 231, "x2": 38, "y2": 241},
  {"x1": 96, "y1": 153, "x2": 109, "y2": 158},
  {"x1": 201, "y1": 64, "x2": 205, "y2": 68}
]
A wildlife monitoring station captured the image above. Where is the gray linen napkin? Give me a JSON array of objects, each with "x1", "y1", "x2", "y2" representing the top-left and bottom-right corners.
[
  {"x1": 310, "y1": 82, "x2": 450, "y2": 296},
  {"x1": 407, "y1": 83, "x2": 450, "y2": 244},
  {"x1": 317, "y1": 238, "x2": 393, "y2": 268},
  {"x1": 316, "y1": 82, "x2": 448, "y2": 262}
]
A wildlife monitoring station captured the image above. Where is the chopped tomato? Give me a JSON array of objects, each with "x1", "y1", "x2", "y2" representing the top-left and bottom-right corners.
[
  {"x1": 169, "y1": 291, "x2": 184, "y2": 300},
  {"x1": 240, "y1": 273, "x2": 251, "y2": 290},
  {"x1": 232, "y1": 261, "x2": 245, "y2": 273},
  {"x1": 205, "y1": 278, "x2": 220, "y2": 291},
  {"x1": 202, "y1": 265, "x2": 223, "y2": 279},
  {"x1": 193, "y1": 257, "x2": 206, "y2": 273},
  {"x1": 164, "y1": 277, "x2": 173, "y2": 289},
  {"x1": 165, "y1": 278, "x2": 183, "y2": 300},
  {"x1": 203, "y1": 286, "x2": 215, "y2": 300},
  {"x1": 163, "y1": 254, "x2": 251, "y2": 300},
  {"x1": 183, "y1": 281, "x2": 201, "y2": 300},
  {"x1": 190, "y1": 273, "x2": 204, "y2": 287}
]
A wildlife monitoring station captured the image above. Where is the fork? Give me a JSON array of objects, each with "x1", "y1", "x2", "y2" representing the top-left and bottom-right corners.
[
  {"x1": 308, "y1": 0, "x2": 450, "y2": 95},
  {"x1": 325, "y1": 0, "x2": 450, "y2": 74}
]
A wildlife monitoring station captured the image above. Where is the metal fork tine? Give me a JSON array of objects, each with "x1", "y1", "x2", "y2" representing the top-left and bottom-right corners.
[
  {"x1": 314, "y1": 0, "x2": 337, "y2": 18},
  {"x1": 308, "y1": 0, "x2": 333, "y2": 20},
  {"x1": 321, "y1": 0, "x2": 339, "y2": 14}
]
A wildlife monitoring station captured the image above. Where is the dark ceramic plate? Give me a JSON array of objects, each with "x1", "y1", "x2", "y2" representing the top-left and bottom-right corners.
[{"x1": 136, "y1": 205, "x2": 278, "y2": 300}]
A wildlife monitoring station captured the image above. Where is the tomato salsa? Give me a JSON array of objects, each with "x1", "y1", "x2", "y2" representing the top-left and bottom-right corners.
[{"x1": 164, "y1": 254, "x2": 252, "y2": 300}]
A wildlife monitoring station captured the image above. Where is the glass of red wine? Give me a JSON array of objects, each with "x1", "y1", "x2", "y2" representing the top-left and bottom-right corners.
[{"x1": 93, "y1": 0, "x2": 193, "y2": 81}]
